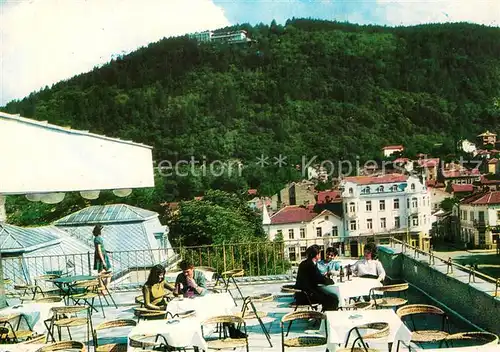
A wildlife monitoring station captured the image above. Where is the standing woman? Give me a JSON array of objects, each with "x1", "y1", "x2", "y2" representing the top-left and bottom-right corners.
[{"x1": 93, "y1": 225, "x2": 111, "y2": 288}]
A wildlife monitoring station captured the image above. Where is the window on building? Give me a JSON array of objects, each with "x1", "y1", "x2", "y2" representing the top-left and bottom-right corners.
[
  {"x1": 391, "y1": 185, "x2": 398, "y2": 192},
  {"x1": 325, "y1": 216, "x2": 329, "y2": 220},
  {"x1": 350, "y1": 220, "x2": 357, "y2": 230},
  {"x1": 276, "y1": 229, "x2": 283, "y2": 239},
  {"x1": 394, "y1": 199, "x2": 399, "y2": 209},
  {"x1": 364, "y1": 186, "x2": 371, "y2": 194},
  {"x1": 463, "y1": 211, "x2": 467, "y2": 221},
  {"x1": 478, "y1": 211, "x2": 485, "y2": 222},
  {"x1": 288, "y1": 247, "x2": 296, "y2": 261},
  {"x1": 381, "y1": 217, "x2": 386, "y2": 228},
  {"x1": 349, "y1": 188, "x2": 353, "y2": 195},
  {"x1": 366, "y1": 201, "x2": 372, "y2": 212},
  {"x1": 412, "y1": 216, "x2": 419, "y2": 226},
  {"x1": 407, "y1": 198, "x2": 410, "y2": 208},
  {"x1": 379, "y1": 200, "x2": 385, "y2": 211},
  {"x1": 470, "y1": 211, "x2": 474, "y2": 221},
  {"x1": 349, "y1": 202, "x2": 356, "y2": 212},
  {"x1": 300, "y1": 246, "x2": 307, "y2": 259},
  {"x1": 332, "y1": 226, "x2": 338, "y2": 236},
  {"x1": 378, "y1": 186, "x2": 384, "y2": 192},
  {"x1": 411, "y1": 184, "x2": 415, "y2": 191},
  {"x1": 300, "y1": 228, "x2": 306, "y2": 239},
  {"x1": 316, "y1": 227, "x2": 322, "y2": 237},
  {"x1": 497, "y1": 211, "x2": 500, "y2": 223},
  {"x1": 367, "y1": 219, "x2": 373, "y2": 229},
  {"x1": 424, "y1": 215, "x2": 427, "y2": 224},
  {"x1": 395, "y1": 216, "x2": 400, "y2": 228},
  {"x1": 288, "y1": 229, "x2": 294, "y2": 239},
  {"x1": 412, "y1": 197, "x2": 418, "y2": 208}
]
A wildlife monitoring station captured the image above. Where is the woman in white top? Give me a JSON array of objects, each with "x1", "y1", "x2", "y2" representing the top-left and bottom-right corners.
[{"x1": 353, "y1": 242, "x2": 386, "y2": 282}]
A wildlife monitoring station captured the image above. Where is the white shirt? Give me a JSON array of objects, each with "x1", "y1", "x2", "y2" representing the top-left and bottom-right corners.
[{"x1": 353, "y1": 259, "x2": 386, "y2": 281}]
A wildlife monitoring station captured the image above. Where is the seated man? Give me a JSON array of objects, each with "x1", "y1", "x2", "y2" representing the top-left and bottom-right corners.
[
  {"x1": 143, "y1": 264, "x2": 175, "y2": 311},
  {"x1": 317, "y1": 247, "x2": 341, "y2": 278},
  {"x1": 174, "y1": 260, "x2": 207, "y2": 297},
  {"x1": 352, "y1": 242, "x2": 386, "y2": 282},
  {"x1": 295, "y1": 245, "x2": 339, "y2": 311}
]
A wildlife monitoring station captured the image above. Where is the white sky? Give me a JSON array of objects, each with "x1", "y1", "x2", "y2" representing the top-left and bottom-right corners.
[{"x1": 0, "y1": 0, "x2": 230, "y2": 105}]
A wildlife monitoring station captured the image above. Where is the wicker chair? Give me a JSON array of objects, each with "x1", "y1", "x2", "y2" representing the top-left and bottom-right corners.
[
  {"x1": 340, "y1": 301, "x2": 374, "y2": 311},
  {"x1": 442, "y1": 331, "x2": 499, "y2": 348},
  {"x1": 396, "y1": 304, "x2": 450, "y2": 350},
  {"x1": 201, "y1": 315, "x2": 249, "y2": 352},
  {"x1": 281, "y1": 285, "x2": 320, "y2": 312},
  {"x1": 35, "y1": 341, "x2": 85, "y2": 351},
  {"x1": 35, "y1": 296, "x2": 64, "y2": 304},
  {"x1": 44, "y1": 305, "x2": 93, "y2": 345},
  {"x1": 213, "y1": 269, "x2": 245, "y2": 306},
  {"x1": 0, "y1": 313, "x2": 34, "y2": 343},
  {"x1": 133, "y1": 307, "x2": 176, "y2": 322},
  {"x1": 69, "y1": 279, "x2": 105, "y2": 318},
  {"x1": 368, "y1": 283, "x2": 408, "y2": 309},
  {"x1": 98, "y1": 272, "x2": 118, "y2": 309},
  {"x1": 13, "y1": 282, "x2": 45, "y2": 300},
  {"x1": 336, "y1": 322, "x2": 390, "y2": 352},
  {"x1": 236, "y1": 294, "x2": 273, "y2": 347},
  {"x1": 280, "y1": 311, "x2": 327, "y2": 352},
  {"x1": 93, "y1": 319, "x2": 137, "y2": 351}
]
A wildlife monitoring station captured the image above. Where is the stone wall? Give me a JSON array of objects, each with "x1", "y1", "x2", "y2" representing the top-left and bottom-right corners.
[{"x1": 378, "y1": 249, "x2": 500, "y2": 335}]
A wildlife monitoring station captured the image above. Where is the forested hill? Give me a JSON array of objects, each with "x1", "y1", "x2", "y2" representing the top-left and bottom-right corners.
[{"x1": 4, "y1": 19, "x2": 500, "y2": 165}]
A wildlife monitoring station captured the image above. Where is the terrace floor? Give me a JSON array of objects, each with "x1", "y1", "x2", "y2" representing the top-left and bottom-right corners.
[{"x1": 4, "y1": 278, "x2": 492, "y2": 352}]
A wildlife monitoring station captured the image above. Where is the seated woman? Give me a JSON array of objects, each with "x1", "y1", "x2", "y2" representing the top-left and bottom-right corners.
[
  {"x1": 317, "y1": 247, "x2": 341, "y2": 278},
  {"x1": 174, "y1": 260, "x2": 207, "y2": 297},
  {"x1": 352, "y1": 242, "x2": 386, "y2": 282},
  {"x1": 143, "y1": 264, "x2": 175, "y2": 310}
]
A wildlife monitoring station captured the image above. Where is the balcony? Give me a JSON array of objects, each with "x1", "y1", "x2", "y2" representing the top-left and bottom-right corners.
[{"x1": 473, "y1": 219, "x2": 487, "y2": 229}]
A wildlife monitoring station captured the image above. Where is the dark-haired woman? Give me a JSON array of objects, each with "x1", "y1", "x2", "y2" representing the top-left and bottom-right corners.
[
  {"x1": 143, "y1": 264, "x2": 175, "y2": 310},
  {"x1": 352, "y1": 242, "x2": 386, "y2": 282},
  {"x1": 93, "y1": 225, "x2": 111, "y2": 288}
]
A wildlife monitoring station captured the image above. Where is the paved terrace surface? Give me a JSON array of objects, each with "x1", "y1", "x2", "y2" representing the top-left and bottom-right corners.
[
  {"x1": 5, "y1": 277, "x2": 491, "y2": 352},
  {"x1": 383, "y1": 244, "x2": 500, "y2": 303}
]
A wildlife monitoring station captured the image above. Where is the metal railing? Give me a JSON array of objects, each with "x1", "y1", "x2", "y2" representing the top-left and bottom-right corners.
[{"x1": 387, "y1": 237, "x2": 500, "y2": 297}]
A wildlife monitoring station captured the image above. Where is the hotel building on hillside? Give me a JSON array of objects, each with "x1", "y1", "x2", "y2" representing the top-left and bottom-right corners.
[{"x1": 339, "y1": 174, "x2": 432, "y2": 257}]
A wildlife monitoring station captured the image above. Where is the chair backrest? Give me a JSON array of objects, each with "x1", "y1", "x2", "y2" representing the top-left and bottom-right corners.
[
  {"x1": 93, "y1": 319, "x2": 137, "y2": 347},
  {"x1": 396, "y1": 304, "x2": 445, "y2": 319},
  {"x1": 35, "y1": 341, "x2": 85, "y2": 351},
  {"x1": 203, "y1": 314, "x2": 245, "y2": 326},
  {"x1": 221, "y1": 269, "x2": 245, "y2": 278},
  {"x1": 281, "y1": 310, "x2": 326, "y2": 324},
  {"x1": 373, "y1": 283, "x2": 409, "y2": 293},
  {"x1": 345, "y1": 322, "x2": 390, "y2": 350},
  {"x1": 51, "y1": 305, "x2": 89, "y2": 317},
  {"x1": 445, "y1": 331, "x2": 499, "y2": 346}
]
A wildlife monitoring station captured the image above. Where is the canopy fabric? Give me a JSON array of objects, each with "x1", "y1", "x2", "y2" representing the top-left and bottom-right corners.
[{"x1": 0, "y1": 111, "x2": 154, "y2": 194}]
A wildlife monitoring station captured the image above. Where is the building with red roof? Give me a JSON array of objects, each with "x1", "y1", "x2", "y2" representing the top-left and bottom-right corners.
[
  {"x1": 457, "y1": 191, "x2": 500, "y2": 249},
  {"x1": 263, "y1": 205, "x2": 344, "y2": 263},
  {"x1": 382, "y1": 145, "x2": 404, "y2": 158}
]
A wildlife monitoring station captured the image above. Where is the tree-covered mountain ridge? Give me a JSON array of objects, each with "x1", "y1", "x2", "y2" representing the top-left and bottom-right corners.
[{"x1": 3, "y1": 18, "x2": 500, "y2": 165}]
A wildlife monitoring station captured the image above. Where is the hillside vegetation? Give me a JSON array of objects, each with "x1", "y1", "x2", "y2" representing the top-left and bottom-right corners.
[{"x1": 3, "y1": 19, "x2": 500, "y2": 224}]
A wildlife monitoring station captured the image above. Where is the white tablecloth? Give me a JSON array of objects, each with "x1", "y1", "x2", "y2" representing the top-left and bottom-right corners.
[
  {"x1": 127, "y1": 293, "x2": 235, "y2": 351},
  {"x1": 0, "y1": 343, "x2": 45, "y2": 352},
  {"x1": 418, "y1": 346, "x2": 500, "y2": 352},
  {"x1": 0, "y1": 301, "x2": 64, "y2": 334},
  {"x1": 320, "y1": 277, "x2": 382, "y2": 307},
  {"x1": 325, "y1": 309, "x2": 412, "y2": 351}
]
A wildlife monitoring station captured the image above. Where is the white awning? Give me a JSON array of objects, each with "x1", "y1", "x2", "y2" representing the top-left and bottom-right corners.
[{"x1": 0, "y1": 111, "x2": 154, "y2": 194}]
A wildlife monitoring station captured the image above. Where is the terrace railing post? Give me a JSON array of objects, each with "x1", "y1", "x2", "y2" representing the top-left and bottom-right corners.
[
  {"x1": 446, "y1": 257, "x2": 453, "y2": 275},
  {"x1": 222, "y1": 242, "x2": 227, "y2": 273},
  {"x1": 495, "y1": 279, "x2": 499, "y2": 297},
  {"x1": 87, "y1": 252, "x2": 92, "y2": 276}
]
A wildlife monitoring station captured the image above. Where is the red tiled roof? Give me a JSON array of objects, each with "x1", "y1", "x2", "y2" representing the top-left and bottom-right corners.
[
  {"x1": 270, "y1": 205, "x2": 318, "y2": 224},
  {"x1": 247, "y1": 189, "x2": 258, "y2": 195},
  {"x1": 443, "y1": 168, "x2": 480, "y2": 178},
  {"x1": 452, "y1": 184, "x2": 474, "y2": 193},
  {"x1": 382, "y1": 145, "x2": 404, "y2": 150},
  {"x1": 426, "y1": 180, "x2": 437, "y2": 187},
  {"x1": 488, "y1": 158, "x2": 498, "y2": 164},
  {"x1": 343, "y1": 174, "x2": 408, "y2": 185},
  {"x1": 317, "y1": 190, "x2": 342, "y2": 204},
  {"x1": 480, "y1": 175, "x2": 500, "y2": 185},
  {"x1": 461, "y1": 191, "x2": 500, "y2": 205},
  {"x1": 417, "y1": 158, "x2": 440, "y2": 167},
  {"x1": 393, "y1": 157, "x2": 409, "y2": 163}
]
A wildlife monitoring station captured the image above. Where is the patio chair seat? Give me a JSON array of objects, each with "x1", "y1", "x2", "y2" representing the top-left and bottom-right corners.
[
  {"x1": 336, "y1": 348, "x2": 382, "y2": 352},
  {"x1": 375, "y1": 297, "x2": 407, "y2": 308},
  {"x1": 129, "y1": 334, "x2": 161, "y2": 348},
  {"x1": 236, "y1": 310, "x2": 267, "y2": 319},
  {"x1": 250, "y1": 293, "x2": 273, "y2": 302},
  {"x1": 207, "y1": 337, "x2": 247, "y2": 349},
  {"x1": 283, "y1": 335, "x2": 327, "y2": 347},
  {"x1": 54, "y1": 317, "x2": 88, "y2": 327},
  {"x1": 7, "y1": 329, "x2": 33, "y2": 340},
  {"x1": 411, "y1": 330, "x2": 449, "y2": 342},
  {"x1": 95, "y1": 343, "x2": 127, "y2": 352}
]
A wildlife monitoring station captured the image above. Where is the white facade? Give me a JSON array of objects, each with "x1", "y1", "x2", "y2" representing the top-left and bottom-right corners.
[
  {"x1": 459, "y1": 203, "x2": 500, "y2": 246},
  {"x1": 383, "y1": 146, "x2": 404, "y2": 157},
  {"x1": 266, "y1": 210, "x2": 344, "y2": 263},
  {"x1": 340, "y1": 175, "x2": 433, "y2": 238}
]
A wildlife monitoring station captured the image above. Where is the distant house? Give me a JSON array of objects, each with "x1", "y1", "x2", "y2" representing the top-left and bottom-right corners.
[
  {"x1": 1, "y1": 204, "x2": 176, "y2": 286},
  {"x1": 417, "y1": 158, "x2": 440, "y2": 181},
  {"x1": 488, "y1": 158, "x2": 499, "y2": 174},
  {"x1": 382, "y1": 145, "x2": 404, "y2": 158},
  {"x1": 270, "y1": 180, "x2": 316, "y2": 211},
  {"x1": 477, "y1": 131, "x2": 497, "y2": 146},
  {"x1": 189, "y1": 30, "x2": 252, "y2": 44},
  {"x1": 451, "y1": 184, "x2": 474, "y2": 199},
  {"x1": 248, "y1": 197, "x2": 271, "y2": 211},
  {"x1": 264, "y1": 205, "x2": 344, "y2": 263},
  {"x1": 441, "y1": 163, "x2": 481, "y2": 185}
]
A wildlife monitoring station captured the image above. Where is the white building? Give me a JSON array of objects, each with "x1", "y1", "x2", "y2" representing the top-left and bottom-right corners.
[
  {"x1": 189, "y1": 30, "x2": 250, "y2": 44},
  {"x1": 263, "y1": 205, "x2": 344, "y2": 263},
  {"x1": 382, "y1": 145, "x2": 404, "y2": 158},
  {"x1": 459, "y1": 139, "x2": 477, "y2": 155},
  {"x1": 458, "y1": 191, "x2": 500, "y2": 249},
  {"x1": 340, "y1": 174, "x2": 432, "y2": 255}
]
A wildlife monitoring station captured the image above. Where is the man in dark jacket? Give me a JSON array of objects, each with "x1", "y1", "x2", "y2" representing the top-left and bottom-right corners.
[{"x1": 295, "y1": 244, "x2": 339, "y2": 311}]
